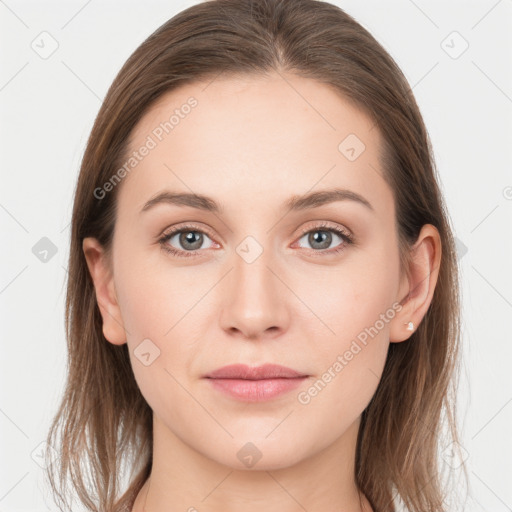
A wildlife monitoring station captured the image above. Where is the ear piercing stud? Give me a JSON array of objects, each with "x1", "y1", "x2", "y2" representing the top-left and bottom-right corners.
[{"x1": 405, "y1": 321, "x2": 414, "y2": 332}]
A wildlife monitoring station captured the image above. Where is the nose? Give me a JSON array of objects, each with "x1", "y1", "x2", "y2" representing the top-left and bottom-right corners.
[{"x1": 219, "y1": 245, "x2": 290, "y2": 341}]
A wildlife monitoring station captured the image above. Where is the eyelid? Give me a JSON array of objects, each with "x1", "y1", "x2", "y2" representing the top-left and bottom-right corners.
[
  {"x1": 158, "y1": 220, "x2": 354, "y2": 257},
  {"x1": 159, "y1": 221, "x2": 217, "y2": 241},
  {"x1": 295, "y1": 220, "x2": 353, "y2": 240},
  {"x1": 158, "y1": 223, "x2": 218, "y2": 259},
  {"x1": 159, "y1": 220, "x2": 352, "y2": 241}
]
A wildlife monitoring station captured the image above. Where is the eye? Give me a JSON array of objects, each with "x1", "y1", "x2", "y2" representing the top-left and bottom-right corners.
[
  {"x1": 158, "y1": 224, "x2": 217, "y2": 258},
  {"x1": 158, "y1": 221, "x2": 354, "y2": 259},
  {"x1": 294, "y1": 221, "x2": 354, "y2": 256}
]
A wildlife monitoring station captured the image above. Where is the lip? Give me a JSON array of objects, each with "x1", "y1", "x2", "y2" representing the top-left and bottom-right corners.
[
  {"x1": 204, "y1": 363, "x2": 307, "y2": 380},
  {"x1": 203, "y1": 364, "x2": 309, "y2": 402}
]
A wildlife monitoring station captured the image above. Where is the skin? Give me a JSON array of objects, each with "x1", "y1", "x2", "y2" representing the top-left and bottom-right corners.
[{"x1": 83, "y1": 71, "x2": 441, "y2": 512}]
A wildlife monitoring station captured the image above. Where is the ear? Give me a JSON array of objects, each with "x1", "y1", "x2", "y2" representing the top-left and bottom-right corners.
[
  {"x1": 82, "y1": 237, "x2": 127, "y2": 345},
  {"x1": 389, "y1": 224, "x2": 442, "y2": 343}
]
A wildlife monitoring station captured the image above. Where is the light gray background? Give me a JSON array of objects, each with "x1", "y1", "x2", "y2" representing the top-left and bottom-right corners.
[{"x1": 1, "y1": 1, "x2": 511, "y2": 511}]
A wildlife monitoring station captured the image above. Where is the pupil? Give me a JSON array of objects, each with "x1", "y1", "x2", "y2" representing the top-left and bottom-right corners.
[
  {"x1": 310, "y1": 230, "x2": 331, "y2": 249},
  {"x1": 181, "y1": 231, "x2": 202, "y2": 249}
]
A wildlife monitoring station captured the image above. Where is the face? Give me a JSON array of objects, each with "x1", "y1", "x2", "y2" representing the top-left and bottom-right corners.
[{"x1": 85, "y1": 71, "x2": 416, "y2": 471}]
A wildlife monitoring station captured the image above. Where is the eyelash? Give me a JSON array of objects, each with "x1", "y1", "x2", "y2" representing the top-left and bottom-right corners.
[{"x1": 158, "y1": 221, "x2": 354, "y2": 259}]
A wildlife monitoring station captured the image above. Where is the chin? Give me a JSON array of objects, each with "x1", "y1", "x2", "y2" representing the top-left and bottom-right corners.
[{"x1": 208, "y1": 435, "x2": 310, "y2": 471}]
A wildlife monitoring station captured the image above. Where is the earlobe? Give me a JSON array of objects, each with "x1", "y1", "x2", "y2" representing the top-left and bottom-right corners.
[
  {"x1": 82, "y1": 237, "x2": 127, "y2": 346},
  {"x1": 389, "y1": 224, "x2": 442, "y2": 343}
]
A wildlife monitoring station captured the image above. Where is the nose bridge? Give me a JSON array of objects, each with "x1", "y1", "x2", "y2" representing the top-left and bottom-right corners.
[{"x1": 220, "y1": 233, "x2": 289, "y2": 338}]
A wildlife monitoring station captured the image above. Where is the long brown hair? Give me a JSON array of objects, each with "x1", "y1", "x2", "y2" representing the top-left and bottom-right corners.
[{"x1": 45, "y1": 1, "x2": 468, "y2": 510}]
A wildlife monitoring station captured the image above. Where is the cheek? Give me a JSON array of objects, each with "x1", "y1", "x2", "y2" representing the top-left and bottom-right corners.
[
  {"x1": 294, "y1": 248, "x2": 398, "y2": 406},
  {"x1": 113, "y1": 246, "x2": 194, "y2": 336},
  {"x1": 113, "y1": 261, "x2": 197, "y2": 415},
  {"x1": 113, "y1": 251, "x2": 211, "y2": 378},
  {"x1": 300, "y1": 254, "x2": 398, "y2": 342},
  {"x1": 294, "y1": 265, "x2": 395, "y2": 429}
]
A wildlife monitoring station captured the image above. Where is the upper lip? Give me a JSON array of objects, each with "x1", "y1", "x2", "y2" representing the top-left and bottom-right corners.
[{"x1": 204, "y1": 364, "x2": 307, "y2": 380}]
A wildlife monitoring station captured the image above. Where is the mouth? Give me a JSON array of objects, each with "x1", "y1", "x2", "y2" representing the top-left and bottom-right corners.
[{"x1": 203, "y1": 363, "x2": 310, "y2": 402}]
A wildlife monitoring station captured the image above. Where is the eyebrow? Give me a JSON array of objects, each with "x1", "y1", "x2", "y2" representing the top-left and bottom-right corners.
[{"x1": 139, "y1": 187, "x2": 374, "y2": 215}]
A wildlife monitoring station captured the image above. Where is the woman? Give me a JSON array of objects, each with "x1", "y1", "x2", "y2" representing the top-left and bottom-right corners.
[{"x1": 45, "y1": 1, "x2": 467, "y2": 511}]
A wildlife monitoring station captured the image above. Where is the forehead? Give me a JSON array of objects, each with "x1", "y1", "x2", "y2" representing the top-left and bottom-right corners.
[{"x1": 117, "y1": 71, "x2": 392, "y2": 219}]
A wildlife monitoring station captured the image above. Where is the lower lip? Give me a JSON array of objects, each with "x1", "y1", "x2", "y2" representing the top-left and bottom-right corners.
[{"x1": 206, "y1": 377, "x2": 308, "y2": 402}]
